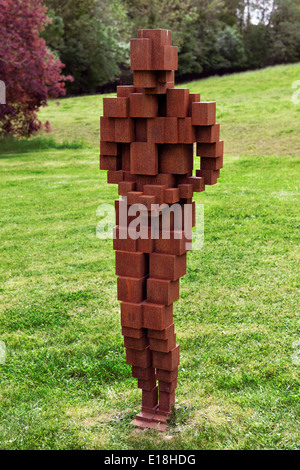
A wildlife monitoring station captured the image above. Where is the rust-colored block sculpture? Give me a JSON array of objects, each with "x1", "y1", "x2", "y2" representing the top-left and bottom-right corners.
[{"x1": 100, "y1": 29, "x2": 223, "y2": 431}]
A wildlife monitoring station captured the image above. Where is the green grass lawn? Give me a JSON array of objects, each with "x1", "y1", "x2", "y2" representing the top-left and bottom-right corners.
[{"x1": 0, "y1": 64, "x2": 299, "y2": 450}]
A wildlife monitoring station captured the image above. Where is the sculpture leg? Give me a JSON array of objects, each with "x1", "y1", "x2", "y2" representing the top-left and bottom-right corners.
[
  {"x1": 142, "y1": 247, "x2": 185, "y2": 425},
  {"x1": 149, "y1": 322, "x2": 179, "y2": 424},
  {"x1": 116, "y1": 206, "x2": 190, "y2": 429}
]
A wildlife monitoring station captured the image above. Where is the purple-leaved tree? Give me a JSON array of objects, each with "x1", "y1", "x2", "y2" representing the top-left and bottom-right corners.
[{"x1": 0, "y1": 0, "x2": 72, "y2": 137}]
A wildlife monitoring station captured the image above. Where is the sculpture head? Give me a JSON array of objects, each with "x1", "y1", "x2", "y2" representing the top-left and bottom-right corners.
[{"x1": 130, "y1": 29, "x2": 177, "y2": 93}]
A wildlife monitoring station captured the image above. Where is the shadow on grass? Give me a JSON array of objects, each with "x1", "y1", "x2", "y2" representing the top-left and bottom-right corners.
[{"x1": 0, "y1": 136, "x2": 89, "y2": 156}]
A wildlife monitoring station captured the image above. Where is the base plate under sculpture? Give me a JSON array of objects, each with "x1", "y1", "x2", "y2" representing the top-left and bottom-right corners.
[{"x1": 131, "y1": 407, "x2": 171, "y2": 431}]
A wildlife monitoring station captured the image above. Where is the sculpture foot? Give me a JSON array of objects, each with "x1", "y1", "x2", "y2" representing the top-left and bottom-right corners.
[{"x1": 130, "y1": 407, "x2": 172, "y2": 431}]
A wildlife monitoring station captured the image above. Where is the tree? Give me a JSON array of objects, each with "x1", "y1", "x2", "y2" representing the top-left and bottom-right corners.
[
  {"x1": 42, "y1": 0, "x2": 129, "y2": 94},
  {"x1": 0, "y1": 0, "x2": 72, "y2": 137},
  {"x1": 244, "y1": 23, "x2": 271, "y2": 68},
  {"x1": 268, "y1": 0, "x2": 300, "y2": 64},
  {"x1": 216, "y1": 25, "x2": 247, "y2": 70}
]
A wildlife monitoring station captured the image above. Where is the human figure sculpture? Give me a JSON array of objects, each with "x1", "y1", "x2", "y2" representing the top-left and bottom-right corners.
[{"x1": 100, "y1": 29, "x2": 223, "y2": 430}]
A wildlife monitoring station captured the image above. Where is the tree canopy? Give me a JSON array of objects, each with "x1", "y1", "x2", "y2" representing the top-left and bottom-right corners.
[
  {"x1": 1, "y1": 0, "x2": 300, "y2": 136},
  {"x1": 0, "y1": 0, "x2": 72, "y2": 136},
  {"x1": 41, "y1": 0, "x2": 300, "y2": 94}
]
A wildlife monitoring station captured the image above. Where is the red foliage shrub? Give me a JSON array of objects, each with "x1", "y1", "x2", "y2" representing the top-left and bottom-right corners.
[{"x1": 0, "y1": 0, "x2": 72, "y2": 137}]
